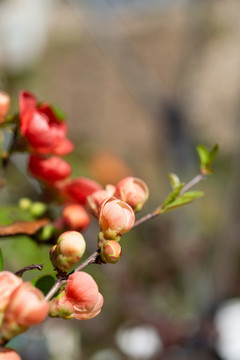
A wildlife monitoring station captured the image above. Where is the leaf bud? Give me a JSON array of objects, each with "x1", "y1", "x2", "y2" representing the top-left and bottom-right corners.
[
  {"x1": 30, "y1": 202, "x2": 47, "y2": 218},
  {"x1": 98, "y1": 197, "x2": 135, "y2": 239},
  {"x1": 115, "y1": 177, "x2": 149, "y2": 212},
  {"x1": 100, "y1": 240, "x2": 122, "y2": 264},
  {"x1": 18, "y1": 197, "x2": 32, "y2": 211}
]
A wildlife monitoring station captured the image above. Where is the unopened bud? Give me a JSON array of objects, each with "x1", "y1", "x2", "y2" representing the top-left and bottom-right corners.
[
  {"x1": 0, "y1": 92, "x2": 10, "y2": 122},
  {"x1": 98, "y1": 197, "x2": 135, "y2": 239},
  {"x1": 87, "y1": 185, "x2": 116, "y2": 217},
  {"x1": 37, "y1": 224, "x2": 55, "y2": 241},
  {"x1": 1, "y1": 282, "x2": 49, "y2": 340},
  {"x1": 50, "y1": 231, "x2": 86, "y2": 272},
  {"x1": 115, "y1": 177, "x2": 149, "y2": 212},
  {"x1": 62, "y1": 204, "x2": 90, "y2": 231},
  {"x1": 18, "y1": 198, "x2": 32, "y2": 211},
  {"x1": 100, "y1": 240, "x2": 122, "y2": 264},
  {"x1": 30, "y1": 202, "x2": 47, "y2": 218},
  {"x1": 0, "y1": 272, "x2": 23, "y2": 327},
  {"x1": 0, "y1": 348, "x2": 22, "y2": 360}
]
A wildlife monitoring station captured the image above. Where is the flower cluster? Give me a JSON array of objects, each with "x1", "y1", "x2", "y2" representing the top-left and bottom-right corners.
[
  {"x1": 0, "y1": 271, "x2": 49, "y2": 341},
  {"x1": 49, "y1": 272, "x2": 103, "y2": 320}
]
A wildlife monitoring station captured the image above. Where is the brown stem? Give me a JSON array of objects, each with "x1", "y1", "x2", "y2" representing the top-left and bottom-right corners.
[{"x1": 15, "y1": 263, "x2": 44, "y2": 277}]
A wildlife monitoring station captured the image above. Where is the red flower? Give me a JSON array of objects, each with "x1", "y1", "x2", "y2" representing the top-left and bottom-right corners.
[
  {"x1": 19, "y1": 91, "x2": 73, "y2": 155},
  {"x1": 29, "y1": 155, "x2": 71, "y2": 183},
  {"x1": 63, "y1": 177, "x2": 103, "y2": 205}
]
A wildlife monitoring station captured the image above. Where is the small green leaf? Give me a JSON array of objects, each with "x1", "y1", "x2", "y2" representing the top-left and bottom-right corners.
[
  {"x1": 51, "y1": 105, "x2": 66, "y2": 122},
  {"x1": 163, "y1": 190, "x2": 204, "y2": 212},
  {"x1": 163, "y1": 183, "x2": 185, "y2": 207},
  {"x1": 208, "y1": 144, "x2": 219, "y2": 165},
  {"x1": 32, "y1": 274, "x2": 56, "y2": 296},
  {"x1": 168, "y1": 173, "x2": 181, "y2": 189},
  {"x1": 196, "y1": 145, "x2": 209, "y2": 167},
  {"x1": 0, "y1": 248, "x2": 3, "y2": 271}
]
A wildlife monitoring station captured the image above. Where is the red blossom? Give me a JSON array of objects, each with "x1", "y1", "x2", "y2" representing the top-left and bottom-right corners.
[
  {"x1": 63, "y1": 177, "x2": 103, "y2": 205},
  {"x1": 28, "y1": 155, "x2": 71, "y2": 183},
  {"x1": 19, "y1": 91, "x2": 73, "y2": 155}
]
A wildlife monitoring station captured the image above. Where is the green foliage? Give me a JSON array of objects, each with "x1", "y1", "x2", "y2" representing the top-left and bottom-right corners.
[
  {"x1": 32, "y1": 274, "x2": 56, "y2": 296},
  {"x1": 0, "y1": 205, "x2": 34, "y2": 226},
  {"x1": 51, "y1": 105, "x2": 66, "y2": 122},
  {"x1": 0, "y1": 248, "x2": 3, "y2": 271},
  {"x1": 196, "y1": 144, "x2": 219, "y2": 175}
]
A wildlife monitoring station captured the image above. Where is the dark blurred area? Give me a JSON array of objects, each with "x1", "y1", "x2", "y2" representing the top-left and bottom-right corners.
[{"x1": 1, "y1": 0, "x2": 240, "y2": 359}]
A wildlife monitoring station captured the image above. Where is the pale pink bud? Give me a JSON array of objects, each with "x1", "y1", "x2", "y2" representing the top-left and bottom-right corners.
[
  {"x1": 98, "y1": 197, "x2": 135, "y2": 239},
  {"x1": 0, "y1": 272, "x2": 23, "y2": 326},
  {"x1": 50, "y1": 231, "x2": 86, "y2": 272},
  {"x1": 115, "y1": 177, "x2": 149, "y2": 212},
  {"x1": 62, "y1": 204, "x2": 90, "y2": 231},
  {"x1": 0, "y1": 348, "x2": 22, "y2": 360},
  {"x1": 66, "y1": 272, "x2": 99, "y2": 312},
  {"x1": 100, "y1": 240, "x2": 122, "y2": 264},
  {"x1": 0, "y1": 92, "x2": 10, "y2": 122},
  {"x1": 1, "y1": 283, "x2": 49, "y2": 340},
  {"x1": 87, "y1": 185, "x2": 116, "y2": 218},
  {"x1": 74, "y1": 292, "x2": 104, "y2": 320}
]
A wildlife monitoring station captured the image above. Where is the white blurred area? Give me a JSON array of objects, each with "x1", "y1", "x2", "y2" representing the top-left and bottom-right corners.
[
  {"x1": 0, "y1": 0, "x2": 56, "y2": 73},
  {"x1": 214, "y1": 299, "x2": 240, "y2": 360},
  {"x1": 116, "y1": 323, "x2": 163, "y2": 359}
]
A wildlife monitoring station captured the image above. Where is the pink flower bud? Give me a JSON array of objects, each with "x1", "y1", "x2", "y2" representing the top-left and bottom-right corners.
[
  {"x1": 29, "y1": 155, "x2": 71, "y2": 184},
  {"x1": 62, "y1": 204, "x2": 90, "y2": 231},
  {"x1": 66, "y1": 272, "x2": 99, "y2": 312},
  {"x1": 115, "y1": 177, "x2": 149, "y2": 212},
  {"x1": 49, "y1": 272, "x2": 104, "y2": 320},
  {"x1": 50, "y1": 231, "x2": 86, "y2": 272},
  {"x1": 98, "y1": 197, "x2": 135, "y2": 239},
  {"x1": 0, "y1": 348, "x2": 22, "y2": 360},
  {"x1": 0, "y1": 92, "x2": 10, "y2": 122},
  {"x1": 1, "y1": 282, "x2": 49, "y2": 340},
  {"x1": 0, "y1": 272, "x2": 22, "y2": 326},
  {"x1": 100, "y1": 240, "x2": 122, "y2": 264},
  {"x1": 87, "y1": 185, "x2": 116, "y2": 217},
  {"x1": 74, "y1": 292, "x2": 104, "y2": 320},
  {"x1": 63, "y1": 177, "x2": 103, "y2": 205}
]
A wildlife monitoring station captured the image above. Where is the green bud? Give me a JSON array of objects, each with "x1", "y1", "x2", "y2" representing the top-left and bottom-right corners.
[
  {"x1": 30, "y1": 202, "x2": 47, "y2": 217},
  {"x1": 37, "y1": 224, "x2": 55, "y2": 241},
  {"x1": 18, "y1": 198, "x2": 32, "y2": 211}
]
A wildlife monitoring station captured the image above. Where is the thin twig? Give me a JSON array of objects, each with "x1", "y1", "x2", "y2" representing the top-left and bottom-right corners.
[
  {"x1": 179, "y1": 173, "x2": 206, "y2": 195},
  {"x1": 15, "y1": 263, "x2": 44, "y2": 277}
]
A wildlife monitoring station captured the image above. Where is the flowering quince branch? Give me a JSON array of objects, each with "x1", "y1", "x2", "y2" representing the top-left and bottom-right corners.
[{"x1": 0, "y1": 91, "x2": 218, "y2": 358}]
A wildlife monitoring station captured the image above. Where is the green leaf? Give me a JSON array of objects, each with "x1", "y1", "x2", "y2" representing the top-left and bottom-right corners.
[
  {"x1": 0, "y1": 205, "x2": 34, "y2": 226},
  {"x1": 208, "y1": 144, "x2": 219, "y2": 165},
  {"x1": 163, "y1": 183, "x2": 185, "y2": 207},
  {"x1": 32, "y1": 274, "x2": 56, "y2": 296},
  {"x1": 168, "y1": 173, "x2": 181, "y2": 189},
  {"x1": 163, "y1": 190, "x2": 204, "y2": 212},
  {"x1": 51, "y1": 105, "x2": 66, "y2": 122},
  {"x1": 0, "y1": 248, "x2": 3, "y2": 271},
  {"x1": 196, "y1": 144, "x2": 219, "y2": 175},
  {"x1": 196, "y1": 145, "x2": 209, "y2": 167}
]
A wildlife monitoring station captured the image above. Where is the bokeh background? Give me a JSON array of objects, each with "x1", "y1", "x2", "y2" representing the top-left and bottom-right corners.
[{"x1": 1, "y1": 0, "x2": 240, "y2": 359}]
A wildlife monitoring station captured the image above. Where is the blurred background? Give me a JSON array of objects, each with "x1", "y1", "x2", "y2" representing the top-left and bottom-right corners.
[{"x1": 1, "y1": 0, "x2": 240, "y2": 359}]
